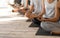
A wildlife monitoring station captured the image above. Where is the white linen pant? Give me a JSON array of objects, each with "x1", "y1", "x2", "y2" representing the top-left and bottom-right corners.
[{"x1": 41, "y1": 21, "x2": 60, "y2": 32}]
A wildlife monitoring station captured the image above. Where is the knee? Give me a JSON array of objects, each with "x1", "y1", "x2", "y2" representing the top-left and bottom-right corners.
[{"x1": 41, "y1": 22, "x2": 51, "y2": 31}]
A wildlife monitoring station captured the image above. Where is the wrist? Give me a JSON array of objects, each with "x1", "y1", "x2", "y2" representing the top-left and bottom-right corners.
[{"x1": 27, "y1": 10, "x2": 32, "y2": 13}]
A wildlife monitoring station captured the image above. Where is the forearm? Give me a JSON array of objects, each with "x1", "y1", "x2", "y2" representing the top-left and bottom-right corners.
[
  {"x1": 28, "y1": 5, "x2": 34, "y2": 13},
  {"x1": 37, "y1": 7, "x2": 45, "y2": 19},
  {"x1": 38, "y1": 1, "x2": 45, "y2": 16},
  {"x1": 26, "y1": 0, "x2": 28, "y2": 7},
  {"x1": 38, "y1": 10, "x2": 45, "y2": 16},
  {"x1": 44, "y1": 17, "x2": 59, "y2": 22},
  {"x1": 38, "y1": 0, "x2": 45, "y2": 16}
]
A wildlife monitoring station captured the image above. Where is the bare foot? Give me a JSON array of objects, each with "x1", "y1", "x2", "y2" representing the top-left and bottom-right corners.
[{"x1": 50, "y1": 31, "x2": 60, "y2": 34}]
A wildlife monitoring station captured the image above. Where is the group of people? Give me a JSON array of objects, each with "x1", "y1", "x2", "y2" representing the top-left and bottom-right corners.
[{"x1": 11, "y1": 0, "x2": 60, "y2": 34}]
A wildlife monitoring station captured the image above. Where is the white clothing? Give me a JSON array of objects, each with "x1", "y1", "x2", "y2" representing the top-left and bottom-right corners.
[
  {"x1": 41, "y1": 0, "x2": 60, "y2": 31},
  {"x1": 30, "y1": 0, "x2": 42, "y2": 14},
  {"x1": 43, "y1": 0, "x2": 57, "y2": 18}
]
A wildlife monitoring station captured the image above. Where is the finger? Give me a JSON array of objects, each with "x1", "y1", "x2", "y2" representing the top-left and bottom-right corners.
[{"x1": 37, "y1": 18, "x2": 41, "y2": 21}]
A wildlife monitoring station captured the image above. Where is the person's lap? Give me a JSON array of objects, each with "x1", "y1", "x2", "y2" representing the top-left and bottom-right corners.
[{"x1": 41, "y1": 21, "x2": 60, "y2": 32}]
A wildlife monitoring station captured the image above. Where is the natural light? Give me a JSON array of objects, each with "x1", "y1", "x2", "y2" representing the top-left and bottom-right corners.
[{"x1": 0, "y1": 0, "x2": 28, "y2": 21}]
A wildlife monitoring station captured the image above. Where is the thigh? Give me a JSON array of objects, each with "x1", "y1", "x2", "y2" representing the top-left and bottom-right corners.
[{"x1": 41, "y1": 21, "x2": 60, "y2": 31}]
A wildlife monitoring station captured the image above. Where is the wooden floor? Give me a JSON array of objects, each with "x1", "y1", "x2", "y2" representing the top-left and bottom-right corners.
[
  {"x1": 0, "y1": 2, "x2": 59, "y2": 38},
  {"x1": 0, "y1": 17, "x2": 60, "y2": 38}
]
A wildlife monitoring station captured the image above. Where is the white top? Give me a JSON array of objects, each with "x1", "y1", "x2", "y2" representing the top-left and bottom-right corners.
[
  {"x1": 43, "y1": 0, "x2": 57, "y2": 18},
  {"x1": 30, "y1": 0, "x2": 42, "y2": 14},
  {"x1": 43, "y1": 0, "x2": 60, "y2": 23},
  {"x1": 41, "y1": 0, "x2": 60, "y2": 32}
]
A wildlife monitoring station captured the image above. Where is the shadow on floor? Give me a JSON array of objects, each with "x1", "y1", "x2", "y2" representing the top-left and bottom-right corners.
[
  {"x1": 0, "y1": 16, "x2": 12, "y2": 18},
  {"x1": 29, "y1": 23, "x2": 40, "y2": 27},
  {"x1": 35, "y1": 27, "x2": 60, "y2": 36}
]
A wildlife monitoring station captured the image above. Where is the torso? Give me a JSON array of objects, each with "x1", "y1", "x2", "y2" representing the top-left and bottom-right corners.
[
  {"x1": 43, "y1": 0, "x2": 57, "y2": 18},
  {"x1": 30, "y1": 0, "x2": 42, "y2": 14}
]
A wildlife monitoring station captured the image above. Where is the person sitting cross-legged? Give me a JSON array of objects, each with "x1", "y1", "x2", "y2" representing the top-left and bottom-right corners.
[
  {"x1": 38, "y1": 0, "x2": 60, "y2": 34},
  {"x1": 12, "y1": 0, "x2": 30, "y2": 15},
  {"x1": 25, "y1": 0, "x2": 43, "y2": 26}
]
